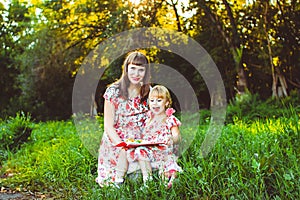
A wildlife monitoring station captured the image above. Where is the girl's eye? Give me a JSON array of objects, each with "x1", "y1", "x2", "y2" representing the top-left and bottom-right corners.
[
  {"x1": 157, "y1": 99, "x2": 162, "y2": 102},
  {"x1": 150, "y1": 99, "x2": 154, "y2": 102},
  {"x1": 138, "y1": 69, "x2": 145, "y2": 73}
]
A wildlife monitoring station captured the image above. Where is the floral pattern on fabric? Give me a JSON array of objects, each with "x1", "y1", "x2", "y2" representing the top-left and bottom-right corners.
[
  {"x1": 96, "y1": 84, "x2": 149, "y2": 186},
  {"x1": 127, "y1": 112, "x2": 183, "y2": 175}
]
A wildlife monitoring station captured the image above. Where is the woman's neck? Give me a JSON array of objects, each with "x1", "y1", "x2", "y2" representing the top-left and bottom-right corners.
[
  {"x1": 128, "y1": 84, "x2": 141, "y2": 98},
  {"x1": 128, "y1": 83, "x2": 141, "y2": 90}
]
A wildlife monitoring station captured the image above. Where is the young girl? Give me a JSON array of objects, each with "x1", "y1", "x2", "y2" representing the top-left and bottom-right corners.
[{"x1": 127, "y1": 85, "x2": 183, "y2": 188}]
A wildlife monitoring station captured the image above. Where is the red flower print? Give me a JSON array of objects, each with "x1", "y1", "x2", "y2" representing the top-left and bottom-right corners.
[
  {"x1": 127, "y1": 121, "x2": 134, "y2": 128},
  {"x1": 158, "y1": 145, "x2": 166, "y2": 150},
  {"x1": 130, "y1": 150, "x2": 135, "y2": 159},
  {"x1": 147, "y1": 110, "x2": 153, "y2": 118},
  {"x1": 166, "y1": 108, "x2": 175, "y2": 116},
  {"x1": 110, "y1": 159, "x2": 117, "y2": 166},
  {"x1": 140, "y1": 149, "x2": 148, "y2": 157}
]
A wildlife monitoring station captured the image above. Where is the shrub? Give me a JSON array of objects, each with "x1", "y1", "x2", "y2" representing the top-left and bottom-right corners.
[
  {"x1": 0, "y1": 112, "x2": 34, "y2": 161},
  {"x1": 226, "y1": 92, "x2": 300, "y2": 123}
]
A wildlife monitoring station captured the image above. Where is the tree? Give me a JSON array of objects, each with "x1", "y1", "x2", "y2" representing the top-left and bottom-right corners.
[
  {"x1": 196, "y1": 0, "x2": 248, "y2": 96},
  {"x1": 1, "y1": 0, "x2": 299, "y2": 119},
  {"x1": 241, "y1": 0, "x2": 299, "y2": 98},
  {"x1": 0, "y1": 1, "x2": 31, "y2": 118},
  {"x1": 13, "y1": 0, "x2": 125, "y2": 120}
]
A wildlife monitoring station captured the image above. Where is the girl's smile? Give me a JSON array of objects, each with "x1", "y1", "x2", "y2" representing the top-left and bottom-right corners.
[{"x1": 149, "y1": 97, "x2": 168, "y2": 116}]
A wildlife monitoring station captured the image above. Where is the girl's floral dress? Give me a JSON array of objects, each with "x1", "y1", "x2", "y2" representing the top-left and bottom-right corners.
[
  {"x1": 96, "y1": 84, "x2": 148, "y2": 186},
  {"x1": 127, "y1": 109, "x2": 183, "y2": 175}
]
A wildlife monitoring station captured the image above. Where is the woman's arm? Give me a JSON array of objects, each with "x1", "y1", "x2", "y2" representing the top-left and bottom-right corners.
[
  {"x1": 104, "y1": 99, "x2": 122, "y2": 145},
  {"x1": 170, "y1": 126, "x2": 181, "y2": 144}
]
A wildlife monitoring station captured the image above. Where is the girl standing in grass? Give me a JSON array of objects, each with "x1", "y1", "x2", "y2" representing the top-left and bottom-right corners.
[
  {"x1": 127, "y1": 85, "x2": 183, "y2": 188},
  {"x1": 96, "y1": 51, "x2": 151, "y2": 187}
]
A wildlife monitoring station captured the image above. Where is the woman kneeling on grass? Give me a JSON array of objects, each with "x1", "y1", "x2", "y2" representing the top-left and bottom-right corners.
[
  {"x1": 96, "y1": 51, "x2": 151, "y2": 188},
  {"x1": 127, "y1": 85, "x2": 183, "y2": 188}
]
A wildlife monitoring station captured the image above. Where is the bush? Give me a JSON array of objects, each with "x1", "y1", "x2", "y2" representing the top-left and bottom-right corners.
[
  {"x1": 0, "y1": 112, "x2": 34, "y2": 161},
  {"x1": 226, "y1": 92, "x2": 300, "y2": 123}
]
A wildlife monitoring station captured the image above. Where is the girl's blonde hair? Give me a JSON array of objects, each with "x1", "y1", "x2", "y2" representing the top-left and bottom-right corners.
[{"x1": 149, "y1": 85, "x2": 172, "y2": 108}]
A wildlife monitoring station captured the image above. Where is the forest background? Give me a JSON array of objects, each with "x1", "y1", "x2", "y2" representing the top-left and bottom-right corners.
[
  {"x1": 0, "y1": 0, "x2": 299, "y2": 121},
  {"x1": 0, "y1": 0, "x2": 299, "y2": 199}
]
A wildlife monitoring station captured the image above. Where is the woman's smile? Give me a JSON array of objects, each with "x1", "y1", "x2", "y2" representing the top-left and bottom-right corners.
[
  {"x1": 128, "y1": 64, "x2": 146, "y2": 85},
  {"x1": 132, "y1": 77, "x2": 141, "y2": 81}
]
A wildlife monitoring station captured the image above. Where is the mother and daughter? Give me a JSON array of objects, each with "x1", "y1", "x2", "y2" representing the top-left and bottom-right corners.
[{"x1": 96, "y1": 51, "x2": 182, "y2": 188}]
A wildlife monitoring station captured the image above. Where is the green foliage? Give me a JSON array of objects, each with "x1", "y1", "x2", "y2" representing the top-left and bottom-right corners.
[
  {"x1": 226, "y1": 91, "x2": 300, "y2": 123},
  {"x1": 0, "y1": 112, "x2": 32, "y2": 148},
  {"x1": 0, "y1": 1, "x2": 31, "y2": 119},
  {"x1": 1, "y1": 105, "x2": 299, "y2": 199},
  {"x1": 1, "y1": 0, "x2": 300, "y2": 120},
  {"x1": 0, "y1": 120, "x2": 96, "y2": 197},
  {"x1": 0, "y1": 112, "x2": 33, "y2": 162}
]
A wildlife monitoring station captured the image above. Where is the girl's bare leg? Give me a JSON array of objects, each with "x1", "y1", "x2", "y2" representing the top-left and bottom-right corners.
[
  {"x1": 164, "y1": 170, "x2": 177, "y2": 188},
  {"x1": 115, "y1": 149, "x2": 128, "y2": 183},
  {"x1": 138, "y1": 159, "x2": 152, "y2": 184}
]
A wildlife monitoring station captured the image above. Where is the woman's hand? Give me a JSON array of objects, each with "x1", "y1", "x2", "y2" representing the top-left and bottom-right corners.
[{"x1": 104, "y1": 100, "x2": 123, "y2": 146}]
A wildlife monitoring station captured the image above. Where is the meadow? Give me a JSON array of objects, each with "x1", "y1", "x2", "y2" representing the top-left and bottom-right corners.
[{"x1": 0, "y1": 95, "x2": 299, "y2": 199}]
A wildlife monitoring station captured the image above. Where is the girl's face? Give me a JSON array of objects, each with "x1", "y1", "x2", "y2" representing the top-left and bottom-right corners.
[
  {"x1": 127, "y1": 63, "x2": 146, "y2": 85},
  {"x1": 149, "y1": 95, "x2": 169, "y2": 116}
]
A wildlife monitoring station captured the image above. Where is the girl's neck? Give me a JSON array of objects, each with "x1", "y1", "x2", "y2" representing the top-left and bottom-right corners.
[
  {"x1": 146, "y1": 112, "x2": 167, "y2": 127},
  {"x1": 152, "y1": 113, "x2": 167, "y2": 121}
]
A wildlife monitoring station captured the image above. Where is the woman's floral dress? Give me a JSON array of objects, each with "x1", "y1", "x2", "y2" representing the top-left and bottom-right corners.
[
  {"x1": 127, "y1": 110, "x2": 183, "y2": 175},
  {"x1": 96, "y1": 84, "x2": 148, "y2": 185}
]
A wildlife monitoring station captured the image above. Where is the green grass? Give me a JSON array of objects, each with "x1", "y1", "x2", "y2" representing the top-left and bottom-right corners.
[{"x1": 0, "y1": 106, "x2": 299, "y2": 199}]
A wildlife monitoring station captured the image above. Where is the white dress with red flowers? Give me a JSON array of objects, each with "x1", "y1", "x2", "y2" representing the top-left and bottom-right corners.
[
  {"x1": 96, "y1": 84, "x2": 148, "y2": 185},
  {"x1": 127, "y1": 112, "x2": 183, "y2": 175}
]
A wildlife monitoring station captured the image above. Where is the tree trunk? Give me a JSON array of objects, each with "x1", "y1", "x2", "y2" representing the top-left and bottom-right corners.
[
  {"x1": 272, "y1": 70, "x2": 288, "y2": 98},
  {"x1": 210, "y1": 90, "x2": 226, "y2": 107},
  {"x1": 236, "y1": 67, "x2": 247, "y2": 94},
  {"x1": 198, "y1": 0, "x2": 248, "y2": 95},
  {"x1": 263, "y1": 2, "x2": 288, "y2": 98},
  {"x1": 170, "y1": 0, "x2": 182, "y2": 32},
  {"x1": 222, "y1": 0, "x2": 247, "y2": 94},
  {"x1": 90, "y1": 93, "x2": 98, "y2": 117}
]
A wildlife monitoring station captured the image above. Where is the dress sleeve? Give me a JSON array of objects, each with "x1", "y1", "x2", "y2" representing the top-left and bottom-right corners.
[
  {"x1": 167, "y1": 115, "x2": 181, "y2": 129},
  {"x1": 103, "y1": 84, "x2": 119, "y2": 102}
]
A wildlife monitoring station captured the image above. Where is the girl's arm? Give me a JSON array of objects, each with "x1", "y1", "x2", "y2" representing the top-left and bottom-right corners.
[
  {"x1": 104, "y1": 99, "x2": 122, "y2": 145},
  {"x1": 171, "y1": 126, "x2": 181, "y2": 144}
]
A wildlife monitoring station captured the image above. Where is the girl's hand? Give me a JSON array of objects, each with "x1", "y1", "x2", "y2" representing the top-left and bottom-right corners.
[
  {"x1": 171, "y1": 126, "x2": 180, "y2": 144},
  {"x1": 165, "y1": 136, "x2": 174, "y2": 146}
]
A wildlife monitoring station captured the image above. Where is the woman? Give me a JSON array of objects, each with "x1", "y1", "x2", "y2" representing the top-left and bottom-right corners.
[{"x1": 96, "y1": 51, "x2": 151, "y2": 187}]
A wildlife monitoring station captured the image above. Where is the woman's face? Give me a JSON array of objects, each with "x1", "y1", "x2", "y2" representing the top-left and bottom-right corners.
[
  {"x1": 149, "y1": 95, "x2": 168, "y2": 116},
  {"x1": 127, "y1": 63, "x2": 146, "y2": 85}
]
